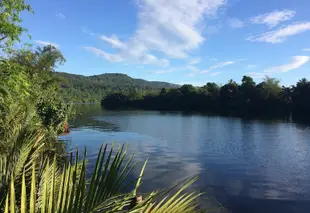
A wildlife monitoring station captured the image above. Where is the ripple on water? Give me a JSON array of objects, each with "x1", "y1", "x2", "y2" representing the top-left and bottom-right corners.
[{"x1": 60, "y1": 108, "x2": 310, "y2": 213}]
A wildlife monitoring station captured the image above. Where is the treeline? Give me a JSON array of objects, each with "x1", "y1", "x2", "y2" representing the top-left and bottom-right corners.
[
  {"x1": 101, "y1": 76, "x2": 310, "y2": 115},
  {"x1": 56, "y1": 72, "x2": 178, "y2": 102}
]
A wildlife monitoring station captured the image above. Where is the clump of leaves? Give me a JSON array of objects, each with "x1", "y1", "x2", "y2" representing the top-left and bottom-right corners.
[
  {"x1": 0, "y1": 0, "x2": 32, "y2": 50},
  {"x1": 1, "y1": 143, "x2": 204, "y2": 213}
]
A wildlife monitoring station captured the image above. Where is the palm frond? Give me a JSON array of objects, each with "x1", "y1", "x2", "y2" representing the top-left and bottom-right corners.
[{"x1": 2, "y1": 144, "x2": 205, "y2": 213}]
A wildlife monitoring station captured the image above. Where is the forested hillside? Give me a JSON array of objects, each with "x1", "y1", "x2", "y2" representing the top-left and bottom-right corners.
[{"x1": 55, "y1": 72, "x2": 179, "y2": 102}]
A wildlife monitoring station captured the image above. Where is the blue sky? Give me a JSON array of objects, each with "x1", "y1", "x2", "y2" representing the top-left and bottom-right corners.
[{"x1": 20, "y1": 0, "x2": 310, "y2": 86}]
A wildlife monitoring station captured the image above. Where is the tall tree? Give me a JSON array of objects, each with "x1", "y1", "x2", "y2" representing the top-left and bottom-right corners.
[
  {"x1": 0, "y1": 0, "x2": 31, "y2": 50},
  {"x1": 240, "y1": 76, "x2": 256, "y2": 107}
]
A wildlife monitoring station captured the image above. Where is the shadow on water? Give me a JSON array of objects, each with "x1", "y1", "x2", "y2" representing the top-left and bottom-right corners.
[
  {"x1": 60, "y1": 104, "x2": 310, "y2": 213},
  {"x1": 70, "y1": 104, "x2": 120, "y2": 132},
  {"x1": 73, "y1": 103, "x2": 310, "y2": 126},
  {"x1": 158, "y1": 108, "x2": 310, "y2": 127}
]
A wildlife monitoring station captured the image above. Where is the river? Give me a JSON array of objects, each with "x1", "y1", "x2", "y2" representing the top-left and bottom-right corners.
[{"x1": 59, "y1": 104, "x2": 310, "y2": 213}]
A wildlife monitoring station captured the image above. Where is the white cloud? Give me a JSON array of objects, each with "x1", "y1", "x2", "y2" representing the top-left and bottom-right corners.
[
  {"x1": 245, "y1": 56, "x2": 309, "y2": 78},
  {"x1": 246, "y1": 64, "x2": 257, "y2": 69},
  {"x1": 186, "y1": 65, "x2": 200, "y2": 76},
  {"x1": 264, "y1": 56, "x2": 310, "y2": 73},
  {"x1": 188, "y1": 58, "x2": 201, "y2": 65},
  {"x1": 302, "y1": 48, "x2": 310, "y2": 51},
  {"x1": 247, "y1": 22, "x2": 310, "y2": 43},
  {"x1": 86, "y1": 0, "x2": 227, "y2": 65},
  {"x1": 83, "y1": 46, "x2": 123, "y2": 62},
  {"x1": 84, "y1": 46, "x2": 169, "y2": 66},
  {"x1": 200, "y1": 61, "x2": 235, "y2": 73},
  {"x1": 250, "y1": 9, "x2": 295, "y2": 28},
  {"x1": 210, "y1": 72, "x2": 221, "y2": 76},
  {"x1": 187, "y1": 66, "x2": 199, "y2": 72},
  {"x1": 56, "y1": 12, "x2": 66, "y2": 19},
  {"x1": 227, "y1": 18, "x2": 244, "y2": 28},
  {"x1": 35, "y1": 40, "x2": 60, "y2": 48},
  {"x1": 100, "y1": 35, "x2": 126, "y2": 49},
  {"x1": 135, "y1": 0, "x2": 227, "y2": 57}
]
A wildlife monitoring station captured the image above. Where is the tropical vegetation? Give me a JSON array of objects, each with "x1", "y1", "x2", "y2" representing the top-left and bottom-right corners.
[
  {"x1": 0, "y1": 0, "x2": 206, "y2": 212},
  {"x1": 101, "y1": 76, "x2": 310, "y2": 117}
]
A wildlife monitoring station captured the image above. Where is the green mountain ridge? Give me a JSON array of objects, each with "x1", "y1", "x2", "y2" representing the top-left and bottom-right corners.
[{"x1": 55, "y1": 72, "x2": 179, "y2": 102}]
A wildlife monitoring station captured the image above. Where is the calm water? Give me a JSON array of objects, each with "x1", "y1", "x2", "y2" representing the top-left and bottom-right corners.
[{"x1": 60, "y1": 104, "x2": 310, "y2": 213}]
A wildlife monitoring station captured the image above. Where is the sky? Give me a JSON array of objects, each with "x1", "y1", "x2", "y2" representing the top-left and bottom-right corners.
[{"x1": 20, "y1": 0, "x2": 310, "y2": 86}]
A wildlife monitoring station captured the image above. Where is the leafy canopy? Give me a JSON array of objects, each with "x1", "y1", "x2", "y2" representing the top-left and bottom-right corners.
[{"x1": 0, "y1": 0, "x2": 32, "y2": 49}]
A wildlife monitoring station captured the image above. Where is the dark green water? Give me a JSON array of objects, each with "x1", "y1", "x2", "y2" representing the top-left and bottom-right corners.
[{"x1": 59, "y1": 104, "x2": 310, "y2": 213}]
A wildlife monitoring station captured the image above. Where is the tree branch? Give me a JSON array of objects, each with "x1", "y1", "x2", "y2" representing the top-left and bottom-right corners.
[{"x1": 0, "y1": 36, "x2": 8, "y2": 41}]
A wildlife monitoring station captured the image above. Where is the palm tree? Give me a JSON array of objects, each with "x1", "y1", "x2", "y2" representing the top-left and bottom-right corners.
[
  {"x1": 297, "y1": 78, "x2": 309, "y2": 88},
  {"x1": 1, "y1": 142, "x2": 203, "y2": 213}
]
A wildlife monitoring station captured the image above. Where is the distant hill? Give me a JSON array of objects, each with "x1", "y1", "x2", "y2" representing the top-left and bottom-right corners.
[{"x1": 55, "y1": 72, "x2": 179, "y2": 102}]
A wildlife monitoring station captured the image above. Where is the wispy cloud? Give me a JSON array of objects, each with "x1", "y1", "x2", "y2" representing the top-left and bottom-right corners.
[
  {"x1": 247, "y1": 22, "x2": 310, "y2": 43},
  {"x1": 302, "y1": 48, "x2": 310, "y2": 51},
  {"x1": 186, "y1": 66, "x2": 200, "y2": 76},
  {"x1": 200, "y1": 61, "x2": 235, "y2": 73},
  {"x1": 250, "y1": 9, "x2": 295, "y2": 28},
  {"x1": 83, "y1": 46, "x2": 123, "y2": 62},
  {"x1": 35, "y1": 40, "x2": 60, "y2": 48},
  {"x1": 56, "y1": 12, "x2": 66, "y2": 19},
  {"x1": 188, "y1": 58, "x2": 201, "y2": 65},
  {"x1": 84, "y1": 0, "x2": 227, "y2": 65},
  {"x1": 227, "y1": 18, "x2": 244, "y2": 28},
  {"x1": 210, "y1": 72, "x2": 221, "y2": 76},
  {"x1": 82, "y1": 27, "x2": 96, "y2": 36},
  {"x1": 264, "y1": 56, "x2": 310, "y2": 73},
  {"x1": 245, "y1": 56, "x2": 309, "y2": 79},
  {"x1": 83, "y1": 46, "x2": 169, "y2": 66},
  {"x1": 187, "y1": 66, "x2": 199, "y2": 72},
  {"x1": 246, "y1": 64, "x2": 257, "y2": 69},
  {"x1": 99, "y1": 35, "x2": 126, "y2": 49}
]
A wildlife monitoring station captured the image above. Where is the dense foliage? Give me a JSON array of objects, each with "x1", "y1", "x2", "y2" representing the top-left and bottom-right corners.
[
  {"x1": 2, "y1": 144, "x2": 203, "y2": 213},
  {"x1": 0, "y1": 1, "x2": 206, "y2": 212},
  {"x1": 56, "y1": 72, "x2": 178, "y2": 102},
  {"x1": 102, "y1": 76, "x2": 310, "y2": 116},
  {"x1": 1, "y1": 45, "x2": 73, "y2": 134},
  {"x1": 0, "y1": 0, "x2": 32, "y2": 50}
]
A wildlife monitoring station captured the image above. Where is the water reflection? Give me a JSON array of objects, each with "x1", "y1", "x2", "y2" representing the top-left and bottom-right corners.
[{"x1": 60, "y1": 104, "x2": 310, "y2": 213}]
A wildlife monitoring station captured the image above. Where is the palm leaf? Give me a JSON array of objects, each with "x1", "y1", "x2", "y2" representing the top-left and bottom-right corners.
[{"x1": 1, "y1": 144, "x2": 205, "y2": 213}]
